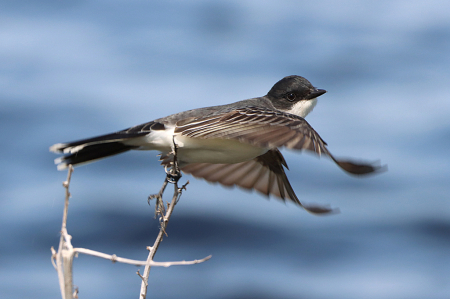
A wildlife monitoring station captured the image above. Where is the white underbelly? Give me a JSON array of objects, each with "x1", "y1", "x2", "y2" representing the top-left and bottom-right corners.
[
  {"x1": 175, "y1": 135, "x2": 268, "y2": 164},
  {"x1": 125, "y1": 129, "x2": 268, "y2": 164}
]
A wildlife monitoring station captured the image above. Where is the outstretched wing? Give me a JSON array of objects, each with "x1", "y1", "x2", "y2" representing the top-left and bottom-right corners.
[
  {"x1": 175, "y1": 107, "x2": 381, "y2": 175},
  {"x1": 176, "y1": 107, "x2": 327, "y2": 154},
  {"x1": 161, "y1": 149, "x2": 336, "y2": 214}
]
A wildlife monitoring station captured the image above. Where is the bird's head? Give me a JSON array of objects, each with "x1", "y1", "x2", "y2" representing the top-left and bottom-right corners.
[{"x1": 267, "y1": 75, "x2": 326, "y2": 118}]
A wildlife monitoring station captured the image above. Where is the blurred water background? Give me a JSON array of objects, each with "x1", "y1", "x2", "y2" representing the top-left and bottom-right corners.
[{"x1": 1, "y1": 1, "x2": 449, "y2": 298}]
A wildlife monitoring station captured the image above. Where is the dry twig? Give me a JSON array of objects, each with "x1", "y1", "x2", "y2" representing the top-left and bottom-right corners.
[
  {"x1": 51, "y1": 149, "x2": 210, "y2": 299},
  {"x1": 138, "y1": 140, "x2": 193, "y2": 299}
]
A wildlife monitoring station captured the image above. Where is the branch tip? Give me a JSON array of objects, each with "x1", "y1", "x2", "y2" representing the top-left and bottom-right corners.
[{"x1": 136, "y1": 270, "x2": 148, "y2": 285}]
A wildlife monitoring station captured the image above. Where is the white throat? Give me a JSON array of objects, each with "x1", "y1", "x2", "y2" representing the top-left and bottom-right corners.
[{"x1": 286, "y1": 98, "x2": 318, "y2": 118}]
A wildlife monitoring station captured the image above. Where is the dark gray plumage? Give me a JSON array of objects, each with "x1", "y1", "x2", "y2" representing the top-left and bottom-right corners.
[{"x1": 50, "y1": 75, "x2": 385, "y2": 214}]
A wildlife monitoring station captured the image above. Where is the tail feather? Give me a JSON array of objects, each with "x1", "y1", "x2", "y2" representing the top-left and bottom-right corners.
[
  {"x1": 50, "y1": 130, "x2": 149, "y2": 170},
  {"x1": 54, "y1": 142, "x2": 138, "y2": 170},
  {"x1": 50, "y1": 132, "x2": 148, "y2": 153}
]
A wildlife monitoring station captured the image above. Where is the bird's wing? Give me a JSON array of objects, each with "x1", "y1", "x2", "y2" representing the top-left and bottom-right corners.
[
  {"x1": 175, "y1": 107, "x2": 381, "y2": 175},
  {"x1": 176, "y1": 107, "x2": 327, "y2": 153},
  {"x1": 161, "y1": 149, "x2": 335, "y2": 214}
]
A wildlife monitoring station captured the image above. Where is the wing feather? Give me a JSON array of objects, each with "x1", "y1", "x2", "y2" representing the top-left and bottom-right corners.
[
  {"x1": 178, "y1": 149, "x2": 336, "y2": 214},
  {"x1": 175, "y1": 107, "x2": 382, "y2": 175},
  {"x1": 175, "y1": 107, "x2": 329, "y2": 157}
]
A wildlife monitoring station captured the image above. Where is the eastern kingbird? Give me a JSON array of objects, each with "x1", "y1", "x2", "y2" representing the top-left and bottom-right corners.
[{"x1": 50, "y1": 75, "x2": 383, "y2": 214}]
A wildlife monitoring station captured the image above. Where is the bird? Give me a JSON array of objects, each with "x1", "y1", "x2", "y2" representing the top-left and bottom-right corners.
[{"x1": 50, "y1": 75, "x2": 384, "y2": 214}]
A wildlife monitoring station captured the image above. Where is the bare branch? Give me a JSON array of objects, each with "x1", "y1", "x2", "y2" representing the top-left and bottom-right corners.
[
  {"x1": 139, "y1": 180, "x2": 184, "y2": 298},
  {"x1": 52, "y1": 138, "x2": 211, "y2": 298},
  {"x1": 139, "y1": 138, "x2": 195, "y2": 299},
  {"x1": 53, "y1": 165, "x2": 75, "y2": 299},
  {"x1": 136, "y1": 269, "x2": 147, "y2": 287},
  {"x1": 74, "y1": 247, "x2": 211, "y2": 267}
]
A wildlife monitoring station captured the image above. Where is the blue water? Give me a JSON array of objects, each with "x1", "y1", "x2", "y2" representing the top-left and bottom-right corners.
[{"x1": 1, "y1": 1, "x2": 449, "y2": 298}]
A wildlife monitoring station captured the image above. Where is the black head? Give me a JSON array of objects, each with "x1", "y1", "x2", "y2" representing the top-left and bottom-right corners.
[{"x1": 267, "y1": 75, "x2": 326, "y2": 112}]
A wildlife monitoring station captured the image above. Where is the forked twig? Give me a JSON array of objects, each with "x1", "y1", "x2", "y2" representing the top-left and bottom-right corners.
[
  {"x1": 139, "y1": 138, "x2": 193, "y2": 299},
  {"x1": 52, "y1": 144, "x2": 209, "y2": 299}
]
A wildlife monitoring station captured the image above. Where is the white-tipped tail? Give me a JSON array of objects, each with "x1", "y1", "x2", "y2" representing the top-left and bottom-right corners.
[
  {"x1": 57, "y1": 162, "x2": 68, "y2": 170},
  {"x1": 49, "y1": 143, "x2": 67, "y2": 153},
  {"x1": 54, "y1": 157, "x2": 64, "y2": 164},
  {"x1": 49, "y1": 122, "x2": 155, "y2": 170},
  {"x1": 50, "y1": 143, "x2": 87, "y2": 154},
  {"x1": 64, "y1": 144, "x2": 85, "y2": 154}
]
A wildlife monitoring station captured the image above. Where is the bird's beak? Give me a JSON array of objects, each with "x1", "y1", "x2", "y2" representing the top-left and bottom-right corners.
[{"x1": 306, "y1": 88, "x2": 327, "y2": 100}]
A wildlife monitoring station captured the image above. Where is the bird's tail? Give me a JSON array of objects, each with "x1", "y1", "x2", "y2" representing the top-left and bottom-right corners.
[{"x1": 49, "y1": 131, "x2": 147, "y2": 170}]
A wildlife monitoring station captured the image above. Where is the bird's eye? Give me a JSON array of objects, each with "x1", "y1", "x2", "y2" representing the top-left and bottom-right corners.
[{"x1": 286, "y1": 93, "x2": 296, "y2": 101}]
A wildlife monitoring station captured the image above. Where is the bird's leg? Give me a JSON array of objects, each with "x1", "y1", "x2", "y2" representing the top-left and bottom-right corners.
[
  {"x1": 147, "y1": 137, "x2": 182, "y2": 220},
  {"x1": 166, "y1": 136, "x2": 182, "y2": 184}
]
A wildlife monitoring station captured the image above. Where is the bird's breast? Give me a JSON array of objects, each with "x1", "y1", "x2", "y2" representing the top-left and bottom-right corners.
[{"x1": 174, "y1": 135, "x2": 268, "y2": 164}]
